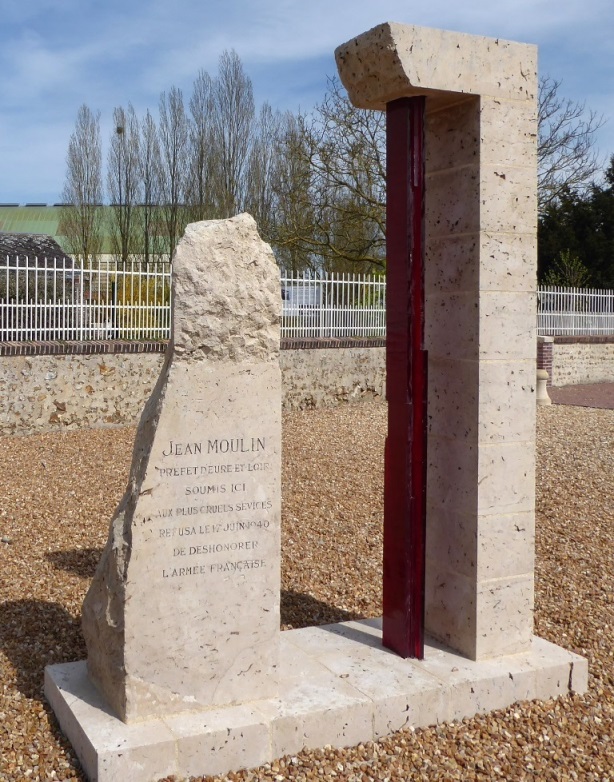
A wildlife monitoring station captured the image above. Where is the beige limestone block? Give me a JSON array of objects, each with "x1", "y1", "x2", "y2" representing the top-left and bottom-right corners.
[
  {"x1": 426, "y1": 97, "x2": 480, "y2": 172},
  {"x1": 44, "y1": 620, "x2": 588, "y2": 780},
  {"x1": 425, "y1": 507, "x2": 534, "y2": 594},
  {"x1": 426, "y1": 505, "x2": 478, "y2": 580},
  {"x1": 527, "y1": 638, "x2": 589, "y2": 698},
  {"x1": 480, "y1": 166, "x2": 537, "y2": 234},
  {"x1": 427, "y1": 357, "x2": 479, "y2": 440},
  {"x1": 420, "y1": 645, "x2": 517, "y2": 720},
  {"x1": 474, "y1": 575, "x2": 534, "y2": 659},
  {"x1": 428, "y1": 358, "x2": 535, "y2": 444},
  {"x1": 82, "y1": 214, "x2": 282, "y2": 722},
  {"x1": 335, "y1": 22, "x2": 537, "y2": 110},
  {"x1": 478, "y1": 232, "x2": 537, "y2": 292},
  {"x1": 425, "y1": 166, "x2": 480, "y2": 238},
  {"x1": 480, "y1": 97, "x2": 538, "y2": 167},
  {"x1": 426, "y1": 433, "x2": 478, "y2": 514},
  {"x1": 478, "y1": 291, "x2": 536, "y2": 360},
  {"x1": 477, "y1": 440, "x2": 536, "y2": 515},
  {"x1": 44, "y1": 662, "x2": 179, "y2": 780},
  {"x1": 164, "y1": 706, "x2": 271, "y2": 778},
  {"x1": 425, "y1": 292, "x2": 480, "y2": 361},
  {"x1": 425, "y1": 234, "x2": 480, "y2": 295},
  {"x1": 425, "y1": 568, "x2": 534, "y2": 660},
  {"x1": 477, "y1": 360, "x2": 536, "y2": 443},
  {"x1": 425, "y1": 568, "x2": 476, "y2": 656},
  {"x1": 476, "y1": 512, "x2": 535, "y2": 580},
  {"x1": 426, "y1": 230, "x2": 534, "y2": 299}
]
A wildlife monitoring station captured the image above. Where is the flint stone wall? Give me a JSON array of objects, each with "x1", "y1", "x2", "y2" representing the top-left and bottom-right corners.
[
  {"x1": 549, "y1": 338, "x2": 614, "y2": 386},
  {"x1": 0, "y1": 344, "x2": 386, "y2": 436},
  {"x1": 2, "y1": 336, "x2": 613, "y2": 436}
]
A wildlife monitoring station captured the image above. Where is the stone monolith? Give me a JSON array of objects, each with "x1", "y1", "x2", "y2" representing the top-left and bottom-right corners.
[{"x1": 82, "y1": 213, "x2": 281, "y2": 722}]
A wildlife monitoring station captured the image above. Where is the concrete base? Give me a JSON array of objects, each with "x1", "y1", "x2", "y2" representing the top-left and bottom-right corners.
[{"x1": 45, "y1": 618, "x2": 588, "y2": 782}]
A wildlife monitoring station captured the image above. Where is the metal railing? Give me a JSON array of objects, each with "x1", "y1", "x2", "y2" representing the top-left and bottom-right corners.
[
  {"x1": 537, "y1": 286, "x2": 614, "y2": 336},
  {"x1": 0, "y1": 257, "x2": 172, "y2": 341},
  {"x1": 2, "y1": 257, "x2": 614, "y2": 341},
  {"x1": 281, "y1": 273, "x2": 386, "y2": 338},
  {"x1": 0, "y1": 259, "x2": 387, "y2": 342}
]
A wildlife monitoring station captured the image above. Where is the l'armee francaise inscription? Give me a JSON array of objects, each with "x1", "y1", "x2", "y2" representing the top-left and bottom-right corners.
[{"x1": 149, "y1": 435, "x2": 272, "y2": 580}]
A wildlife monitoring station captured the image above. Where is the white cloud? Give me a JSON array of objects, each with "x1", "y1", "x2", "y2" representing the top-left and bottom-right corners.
[{"x1": 1, "y1": 0, "x2": 613, "y2": 201}]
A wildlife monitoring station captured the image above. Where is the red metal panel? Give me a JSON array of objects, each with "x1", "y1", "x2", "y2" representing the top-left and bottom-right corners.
[{"x1": 382, "y1": 96, "x2": 427, "y2": 659}]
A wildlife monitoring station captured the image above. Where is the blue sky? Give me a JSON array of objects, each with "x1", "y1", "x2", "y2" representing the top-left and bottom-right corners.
[{"x1": 1, "y1": 0, "x2": 613, "y2": 204}]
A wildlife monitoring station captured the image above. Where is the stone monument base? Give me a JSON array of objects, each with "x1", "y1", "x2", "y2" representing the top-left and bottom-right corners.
[{"x1": 45, "y1": 619, "x2": 587, "y2": 782}]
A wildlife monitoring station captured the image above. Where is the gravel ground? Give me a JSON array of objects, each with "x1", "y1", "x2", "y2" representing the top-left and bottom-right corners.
[{"x1": 1, "y1": 399, "x2": 613, "y2": 781}]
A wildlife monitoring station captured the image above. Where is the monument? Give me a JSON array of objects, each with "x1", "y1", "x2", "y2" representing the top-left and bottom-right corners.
[
  {"x1": 81, "y1": 214, "x2": 282, "y2": 722},
  {"x1": 45, "y1": 25, "x2": 587, "y2": 782},
  {"x1": 336, "y1": 22, "x2": 543, "y2": 662}
]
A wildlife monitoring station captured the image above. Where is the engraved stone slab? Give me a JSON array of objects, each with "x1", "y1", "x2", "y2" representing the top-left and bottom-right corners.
[{"x1": 82, "y1": 214, "x2": 281, "y2": 723}]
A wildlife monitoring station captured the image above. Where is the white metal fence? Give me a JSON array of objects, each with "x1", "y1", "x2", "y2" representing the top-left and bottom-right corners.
[
  {"x1": 0, "y1": 259, "x2": 387, "y2": 342},
  {"x1": 2, "y1": 258, "x2": 614, "y2": 341},
  {"x1": 0, "y1": 257, "x2": 172, "y2": 341},
  {"x1": 537, "y1": 286, "x2": 614, "y2": 336},
  {"x1": 281, "y1": 273, "x2": 386, "y2": 338}
]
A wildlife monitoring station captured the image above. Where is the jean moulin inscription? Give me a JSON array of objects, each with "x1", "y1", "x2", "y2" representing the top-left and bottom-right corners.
[
  {"x1": 153, "y1": 436, "x2": 271, "y2": 579},
  {"x1": 161, "y1": 437, "x2": 266, "y2": 457}
]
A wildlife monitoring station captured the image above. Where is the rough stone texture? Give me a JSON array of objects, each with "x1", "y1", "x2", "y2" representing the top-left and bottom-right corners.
[
  {"x1": 335, "y1": 22, "x2": 537, "y2": 111},
  {"x1": 281, "y1": 346, "x2": 384, "y2": 408},
  {"x1": 3, "y1": 339, "x2": 613, "y2": 439},
  {"x1": 338, "y1": 23, "x2": 538, "y2": 660},
  {"x1": 0, "y1": 352, "x2": 163, "y2": 435},
  {"x1": 0, "y1": 348, "x2": 386, "y2": 435},
  {"x1": 81, "y1": 214, "x2": 282, "y2": 723},
  {"x1": 551, "y1": 342, "x2": 614, "y2": 385}
]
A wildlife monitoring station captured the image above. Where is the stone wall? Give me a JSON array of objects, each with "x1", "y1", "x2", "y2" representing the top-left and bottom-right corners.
[
  {"x1": 2, "y1": 334, "x2": 612, "y2": 437},
  {"x1": 549, "y1": 337, "x2": 614, "y2": 386},
  {"x1": 0, "y1": 340, "x2": 385, "y2": 436}
]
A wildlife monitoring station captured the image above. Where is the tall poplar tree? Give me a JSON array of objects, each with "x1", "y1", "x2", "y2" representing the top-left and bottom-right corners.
[
  {"x1": 107, "y1": 104, "x2": 141, "y2": 265},
  {"x1": 59, "y1": 104, "x2": 103, "y2": 266},
  {"x1": 158, "y1": 87, "x2": 189, "y2": 259}
]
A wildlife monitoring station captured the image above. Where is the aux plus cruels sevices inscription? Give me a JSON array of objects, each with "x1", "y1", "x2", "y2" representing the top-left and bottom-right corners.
[{"x1": 81, "y1": 213, "x2": 282, "y2": 723}]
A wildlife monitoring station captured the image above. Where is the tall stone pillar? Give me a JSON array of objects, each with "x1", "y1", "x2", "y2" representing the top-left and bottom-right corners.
[{"x1": 336, "y1": 23, "x2": 538, "y2": 660}]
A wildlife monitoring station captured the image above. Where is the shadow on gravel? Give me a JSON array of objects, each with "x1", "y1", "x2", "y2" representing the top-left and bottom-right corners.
[
  {"x1": 281, "y1": 589, "x2": 362, "y2": 629},
  {"x1": 45, "y1": 547, "x2": 103, "y2": 578},
  {"x1": 0, "y1": 599, "x2": 85, "y2": 700}
]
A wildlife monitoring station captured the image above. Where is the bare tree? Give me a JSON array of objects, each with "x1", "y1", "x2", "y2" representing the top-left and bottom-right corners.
[
  {"x1": 277, "y1": 76, "x2": 605, "y2": 271},
  {"x1": 187, "y1": 69, "x2": 216, "y2": 223},
  {"x1": 276, "y1": 79, "x2": 386, "y2": 273},
  {"x1": 138, "y1": 109, "x2": 164, "y2": 266},
  {"x1": 269, "y1": 112, "x2": 319, "y2": 272},
  {"x1": 158, "y1": 87, "x2": 189, "y2": 259},
  {"x1": 538, "y1": 75, "x2": 605, "y2": 212},
  {"x1": 107, "y1": 104, "x2": 141, "y2": 265},
  {"x1": 245, "y1": 102, "x2": 285, "y2": 241},
  {"x1": 59, "y1": 104, "x2": 103, "y2": 266},
  {"x1": 210, "y1": 50, "x2": 255, "y2": 217}
]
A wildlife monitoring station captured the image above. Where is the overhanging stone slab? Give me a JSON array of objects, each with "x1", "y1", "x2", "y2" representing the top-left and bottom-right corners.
[
  {"x1": 335, "y1": 22, "x2": 537, "y2": 110},
  {"x1": 45, "y1": 618, "x2": 587, "y2": 782}
]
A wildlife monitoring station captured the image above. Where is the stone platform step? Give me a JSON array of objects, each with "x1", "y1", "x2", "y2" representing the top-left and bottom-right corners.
[{"x1": 45, "y1": 618, "x2": 587, "y2": 782}]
